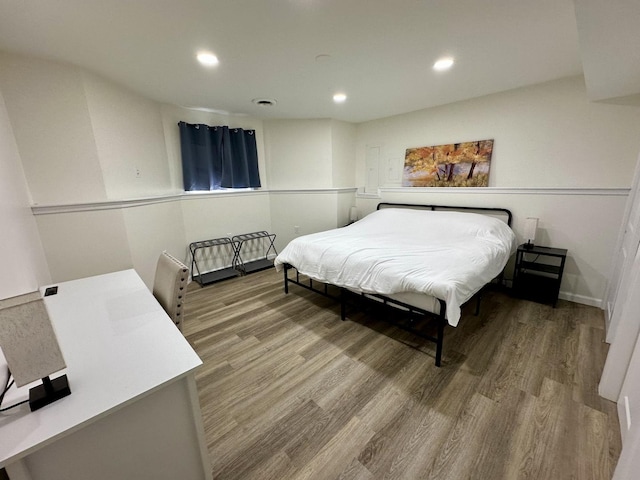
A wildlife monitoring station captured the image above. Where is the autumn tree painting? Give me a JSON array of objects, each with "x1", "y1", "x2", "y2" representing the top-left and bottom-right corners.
[{"x1": 402, "y1": 139, "x2": 493, "y2": 187}]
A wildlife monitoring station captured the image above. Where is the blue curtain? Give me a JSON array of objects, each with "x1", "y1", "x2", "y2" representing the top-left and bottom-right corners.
[
  {"x1": 221, "y1": 128, "x2": 261, "y2": 188},
  {"x1": 178, "y1": 122, "x2": 261, "y2": 191}
]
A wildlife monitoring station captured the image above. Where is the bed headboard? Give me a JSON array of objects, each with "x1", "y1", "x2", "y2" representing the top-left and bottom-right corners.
[{"x1": 376, "y1": 202, "x2": 513, "y2": 227}]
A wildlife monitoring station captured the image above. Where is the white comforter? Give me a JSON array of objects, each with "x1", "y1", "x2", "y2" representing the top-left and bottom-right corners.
[{"x1": 274, "y1": 208, "x2": 516, "y2": 326}]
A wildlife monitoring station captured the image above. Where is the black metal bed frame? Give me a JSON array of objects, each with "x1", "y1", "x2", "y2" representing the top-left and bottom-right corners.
[{"x1": 281, "y1": 202, "x2": 513, "y2": 367}]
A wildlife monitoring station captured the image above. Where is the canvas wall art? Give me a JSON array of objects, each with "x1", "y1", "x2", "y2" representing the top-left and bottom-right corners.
[{"x1": 403, "y1": 139, "x2": 493, "y2": 187}]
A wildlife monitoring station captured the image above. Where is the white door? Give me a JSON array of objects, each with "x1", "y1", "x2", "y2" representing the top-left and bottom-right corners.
[
  {"x1": 600, "y1": 150, "x2": 640, "y2": 402},
  {"x1": 600, "y1": 241, "x2": 640, "y2": 402},
  {"x1": 613, "y1": 281, "x2": 640, "y2": 478},
  {"x1": 606, "y1": 152, "x2": 640, "y2": 343}
]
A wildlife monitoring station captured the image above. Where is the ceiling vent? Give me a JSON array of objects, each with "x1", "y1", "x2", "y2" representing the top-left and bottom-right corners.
[{"x1": 252, "y1": 98, "x2": 277, "y2": 107}]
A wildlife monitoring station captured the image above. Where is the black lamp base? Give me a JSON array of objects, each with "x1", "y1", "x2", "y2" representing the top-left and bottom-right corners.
[
  {"x1": 523, "y1": 241, "x2": 535, "y2": 250},
  {"x1": 29, "y1": 375, "x2": 71, "y2": 411}
]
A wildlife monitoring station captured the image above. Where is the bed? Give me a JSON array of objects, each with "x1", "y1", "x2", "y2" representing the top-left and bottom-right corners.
[{"x1": 274, "y1": 203, "x2": 516, "y2": 366}]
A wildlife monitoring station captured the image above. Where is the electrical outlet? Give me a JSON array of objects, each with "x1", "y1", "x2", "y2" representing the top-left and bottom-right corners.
[
  {"x1": 294, "y1": 226, "x2": 300, "y2": 234},
  {"x1": 134, "y1": 167, "x2": 141, "y2": 178}
]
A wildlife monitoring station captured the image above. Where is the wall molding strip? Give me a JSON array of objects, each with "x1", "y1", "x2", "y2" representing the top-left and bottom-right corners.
[
  {"x1": 30, "y1": 187, "x2": 628, "y2": 215},
  {"x1": 374, "y1": 187, "x2": 630, "y2": 196},
  {"x1": 268, "y1": 188, "x2": 357, "y2": 195},
  {"x1": 31, "y1": 194, "x2": 183, "y2": 215},
  {"x1": 31, "y1": 188, "x2": 357, "y2": 215}
]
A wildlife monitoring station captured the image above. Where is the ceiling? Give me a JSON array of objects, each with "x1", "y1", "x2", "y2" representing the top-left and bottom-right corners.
[{"x1": 0, "y1": 0, "x2": 619, "y2": 123}]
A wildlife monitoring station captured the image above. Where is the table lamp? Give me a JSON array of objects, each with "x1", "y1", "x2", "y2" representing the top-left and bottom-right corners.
[
  {"x1": 523, "y1": 217, "x2": 539, "y2": 249},
  {"x1": 0, "y1": 291, "x2": 71, "y2": 411}
]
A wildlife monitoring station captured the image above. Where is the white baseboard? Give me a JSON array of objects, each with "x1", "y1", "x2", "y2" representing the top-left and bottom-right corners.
[
  {"x1": 493, "y1": 281, "x2": 602, "y2": 309},
  {"x1": 558, "y1": 291, "x2": 603, "y2": 308}
]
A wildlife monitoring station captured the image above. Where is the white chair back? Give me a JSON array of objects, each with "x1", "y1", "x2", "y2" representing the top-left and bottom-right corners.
[{"x1": 153, "y1": 251, "x2": 189, "y2": 331}]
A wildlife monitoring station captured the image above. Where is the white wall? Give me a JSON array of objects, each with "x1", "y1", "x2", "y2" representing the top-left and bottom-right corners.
[
  {"x1": 264, "y1": 119, "x2": 358, "y2": 190},
  {"x1": 269, "y1": 191, "x2": 340, "y2": 251},
  {"x1": 34, "y1": 209, "x2": 133, "y2": 283},
  {"x1": 331, "y1": 120, "x2": 357, "y2": 187},
  {"x1": 261, "y1": 118, "x2": 357, "y2": 249},
  {"x1": 354, "y1": 76, "x2": 640, "y2": 306},
  {"x1": 0, "y1": 87, "x2": 51, "y2": 298},
  {"x1": 181, "y1": 193, "x2": 272, "y2": 245},
  {"x1": 356, "y1": 77, "x2": 640, "y2": 189},
  {"x1": 83, "y1": 72, "x2": 172, "y2": 199},
  {"x1": 264, "y1": 119, "x2": 333, "y2": 188},
  {"x1": 0, "y1": 52, "x2": 108, "y2": 205},
  {"x1": 122, "y1": 201, "x2": 187, "y2": 288}
]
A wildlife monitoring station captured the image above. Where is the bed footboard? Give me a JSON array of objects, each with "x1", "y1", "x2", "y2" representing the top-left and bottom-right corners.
[
  {"x1": 341, "y1": 289, "x2": 448, "y2": 367},
  {"x1": 282, "y1": 264, "x2": 448, "y2": 367}
]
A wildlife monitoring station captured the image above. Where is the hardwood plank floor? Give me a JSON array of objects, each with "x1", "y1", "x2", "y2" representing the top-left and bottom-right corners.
[{"x1": 183, "y1": 268, "x2": 621, "y2": 480}]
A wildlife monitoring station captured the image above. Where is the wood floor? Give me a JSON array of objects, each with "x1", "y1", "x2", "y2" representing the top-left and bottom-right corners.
[{"x1": 183, "y1": 268, "x2": 621, "y2": 480}]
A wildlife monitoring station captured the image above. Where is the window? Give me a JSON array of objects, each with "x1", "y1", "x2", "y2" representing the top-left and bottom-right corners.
[{"x1": 178, "y1": 122, "x2": 261, "y2": 191}]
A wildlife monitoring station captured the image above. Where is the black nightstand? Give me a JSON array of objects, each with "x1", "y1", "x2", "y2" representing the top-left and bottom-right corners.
[{"x1": 513, "y1": 244, "x2": 567, "y2": 307}]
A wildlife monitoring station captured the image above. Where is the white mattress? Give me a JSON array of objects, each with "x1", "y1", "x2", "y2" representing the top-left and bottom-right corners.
[{"x1": 275, "y1": 208, "x2": 516, "y2": 326}]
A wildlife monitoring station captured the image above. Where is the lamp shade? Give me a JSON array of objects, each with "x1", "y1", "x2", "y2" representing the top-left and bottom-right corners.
[
  {"x1": 524, "y1": 217, "x2": 539, "y2": 245},
  {"x1": 0, "y1": 291, "x2": 67, "y2": 387},
  {"x1": 349, "y1": 206, "x2": 358, "y2": 222}
]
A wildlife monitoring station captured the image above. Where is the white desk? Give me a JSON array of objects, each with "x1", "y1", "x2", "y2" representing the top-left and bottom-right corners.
[{"x1": 0, "y1": 270, "x2": 211, "y2": 480}]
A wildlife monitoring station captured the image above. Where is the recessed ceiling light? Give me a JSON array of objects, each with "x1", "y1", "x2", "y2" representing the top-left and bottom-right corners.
[
  {"x1": 433, "y1": 57, "x2": 454, "y2": 71},
  {"x1": 197, "y1": 51, "x2": 219, "y2": 67},
  {"x1": 333, "y1": 93, "x2": 347, "y2": 103}
]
